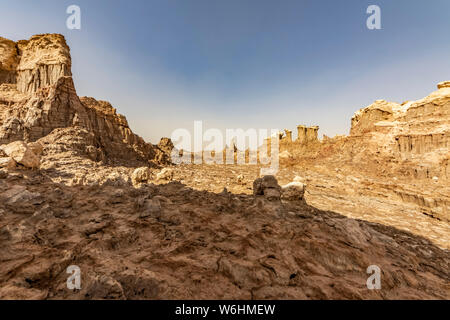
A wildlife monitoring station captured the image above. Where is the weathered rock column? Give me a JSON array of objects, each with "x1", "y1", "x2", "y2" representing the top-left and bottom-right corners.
[
  {"x1": 306, "y1": 126, "x2": 319, "y2": 142},
  {"x1": 16, "y1": 34, "x2": 72, "y2": 94},
  {"x1": 284, "y1": 129, "x2": 292, "y2": 142},
  {"x1": 297, "y1": 125, "x2": 319, "y2": 144},
  {"x1": 297, "y1": 125, "x2": 307, "y2": 144}
]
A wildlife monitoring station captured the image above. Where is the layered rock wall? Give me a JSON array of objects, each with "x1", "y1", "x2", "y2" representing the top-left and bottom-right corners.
[
  {"x1": 348, "y1": 82, "x2": 450, "y2": 180},
  {"x1": 296, "y1": 125, "x2": 319, "y2": 144},
  {"x1": 16, "y1": 34, "x2": 72, "y2": 94},
  {"x1": 0, "y1": 34, "x2": 168, "y2": 165},
  {"x1": 0, "y1": 37, "x2": 19, "y2": 84}
]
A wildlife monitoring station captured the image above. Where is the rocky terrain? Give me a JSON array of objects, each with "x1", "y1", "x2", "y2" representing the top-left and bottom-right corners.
[
  {"x1": 0, "y1": 34, "x2": 448, "y2": 300},
  {"x1": 0, "y1": 34, "x2": 169, "y2": 166}
]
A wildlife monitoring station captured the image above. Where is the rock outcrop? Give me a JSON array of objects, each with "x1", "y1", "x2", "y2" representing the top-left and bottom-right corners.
[
  {"x1": 0, "y1": 34, "x2": 169, "y2": 166},
  {"x1": 0, "y1": 37, "x2": 19, "y2": 84},
  {"x1": 350, "y1": 100, "x2": 398, "y2": 135},
  {"x1": 16, "y1": 34, "x2": 71, "y2": 94},
  {"x1": 281, "y1": 181, "x2": 305, "y2": 201},
  {"x1": 253, "y1": 175, "x2": 282, "y2": 201},
  {"x1": 0, "y1": 141, "x2": 41, "y2": 168},
  {"x1": 348, "y1": 82, "x2": 450, "y2": 181},
  {"x1": 297, "y1": 125, "x2": 319, "y2": 144}
]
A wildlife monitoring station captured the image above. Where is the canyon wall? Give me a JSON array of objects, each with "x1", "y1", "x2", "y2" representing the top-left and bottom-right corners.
[
  {"x1": 16, "y1": 34, "x2": 72, "y2": 94},
  {"x1": 0, "y1": 37, "x2": 19, "y2": 84},
  {"x1": 348, "y1": 81, "x2": 450, "y2": 180},
  {"x1": 279, "y1": 82, "x2": 449, "y2": 182},
  {"x1": 276, "y1": 82, "x2": 449, "y2": 222},
  {"x1": 0, "y1": 34, "x2": 168, "y2": 165}
]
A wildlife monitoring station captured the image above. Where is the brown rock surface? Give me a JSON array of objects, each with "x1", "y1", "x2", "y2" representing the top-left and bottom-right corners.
[
  {"x1": 0, "y1": 141, "x2": 40, "y2": 168},
  {"x1": 16, "y1": 34, "x2": 71, "y2": 94},
  {"x1": 0, "y1": 37, "x2": 19, "y2": 84},
  {"x1": 0, "y1": 34, "x2": 168, "y2": 166},
  {"x1": 0, "y1": 170, "x2": 448, "y2": 299}
]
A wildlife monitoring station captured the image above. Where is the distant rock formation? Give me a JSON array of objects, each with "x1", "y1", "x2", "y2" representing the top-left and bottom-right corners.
[
  {"x1": 0, "y1": 37, "x2": 19, "y2": 84},
  {"x1": 278, "y1": 81, "x2": 449, "y2": 182},
  {"x1": 0, "y1": 34, "x2": 169, "y2": 165},
  {"x1": 276, "y1": 82, "x2": 449, "y2": 223},
  {"x1": 348, "y1": 82, "x2": 450, "y2": 180},
  {"x1": 276, "y1": 125, "x2": 320, "y2": 146},
  {"x1": 297, "y1": 125, "x2": 319, "y2": 144}
]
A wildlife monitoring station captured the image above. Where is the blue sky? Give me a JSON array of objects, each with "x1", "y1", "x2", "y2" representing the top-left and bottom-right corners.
[{"x1": 1, "y1": 0, "x2": 450, "y2": 142}]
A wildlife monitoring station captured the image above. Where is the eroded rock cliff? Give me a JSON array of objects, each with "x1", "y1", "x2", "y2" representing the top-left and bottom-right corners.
[{"x1": 0, "y1": 34, "x2": 168, "y2": 166}]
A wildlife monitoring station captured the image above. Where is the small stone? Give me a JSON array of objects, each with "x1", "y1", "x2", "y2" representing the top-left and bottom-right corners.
[
  {"x1": 279, "y1": 150, "x2": 292, "y2": 159},
  {"x1": 281, "y1": 181, "x2": 305, "y2": 201},
  {"x1": 0, "y1": 157, "x2": 16, "y2": 169},
  {"x1": 0, "y1": 169, "x2": 7, "y2": 179},
  {"x1": 132, "y1": 167, "x2": 152, "y2": 185},
  {"x1": 27, "y1": 142, "x2": 43, "y2": 157},
  {"x1": 85, "y1": 145, "x2": 99, "y2": 161},
  {"x1": 253, "y1": 175, "x2": 281, "y2": 201},
  {"x1": 156, "y1": 168, "x2": 173, "y2": 181}
]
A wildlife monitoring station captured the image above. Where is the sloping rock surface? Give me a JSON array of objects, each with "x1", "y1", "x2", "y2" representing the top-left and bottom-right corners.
[{"x1": 0, "y1": 171, "x2": 448, "y2": 299}]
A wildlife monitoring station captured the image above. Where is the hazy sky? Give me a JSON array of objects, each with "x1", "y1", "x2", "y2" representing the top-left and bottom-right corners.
[{"x1": 1, "y1": 0, "x2": 450, "y2": 143}]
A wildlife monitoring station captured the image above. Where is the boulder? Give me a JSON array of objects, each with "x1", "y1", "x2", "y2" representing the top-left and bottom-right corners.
[
  {"x1": 279, "y1": 150, "x2": 292, "y2": 160},
  {"x1": 437, "y1": 81, "x2": 450, "y2": 89},
  {"x1": 0, "y1": 157, "x2": 16, "y2": 169},
  {"x1": 0, "y1": 141, "x2": 40, "y2": 168},
  {"x1": 253, "y1": 175, "x2": 281, "y2": 201},
  {"x1": 264, "y1": 188, "x2": 281, "y2": 201},
  {"x1": 281, "y1": 181, "x2": 305, "y2": 201},
  {"x1": 156, "y1": 168, "x2": 174, "y2": 181},
  {"x1": 27, "y1": 142, "x2": 43, "y2": 157},
  {"x1": 131, "y1": 167, "x2": 152, "y2": 185},
  {"x1": 157, "y1": 137, "x2": 174, "y2": 154},
  {"x1": 85, "y1": 145, "x2": 104, "y2": 162},
  {"x1": 0, "y1": 169, "x2": 7, "y2": 179}
]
